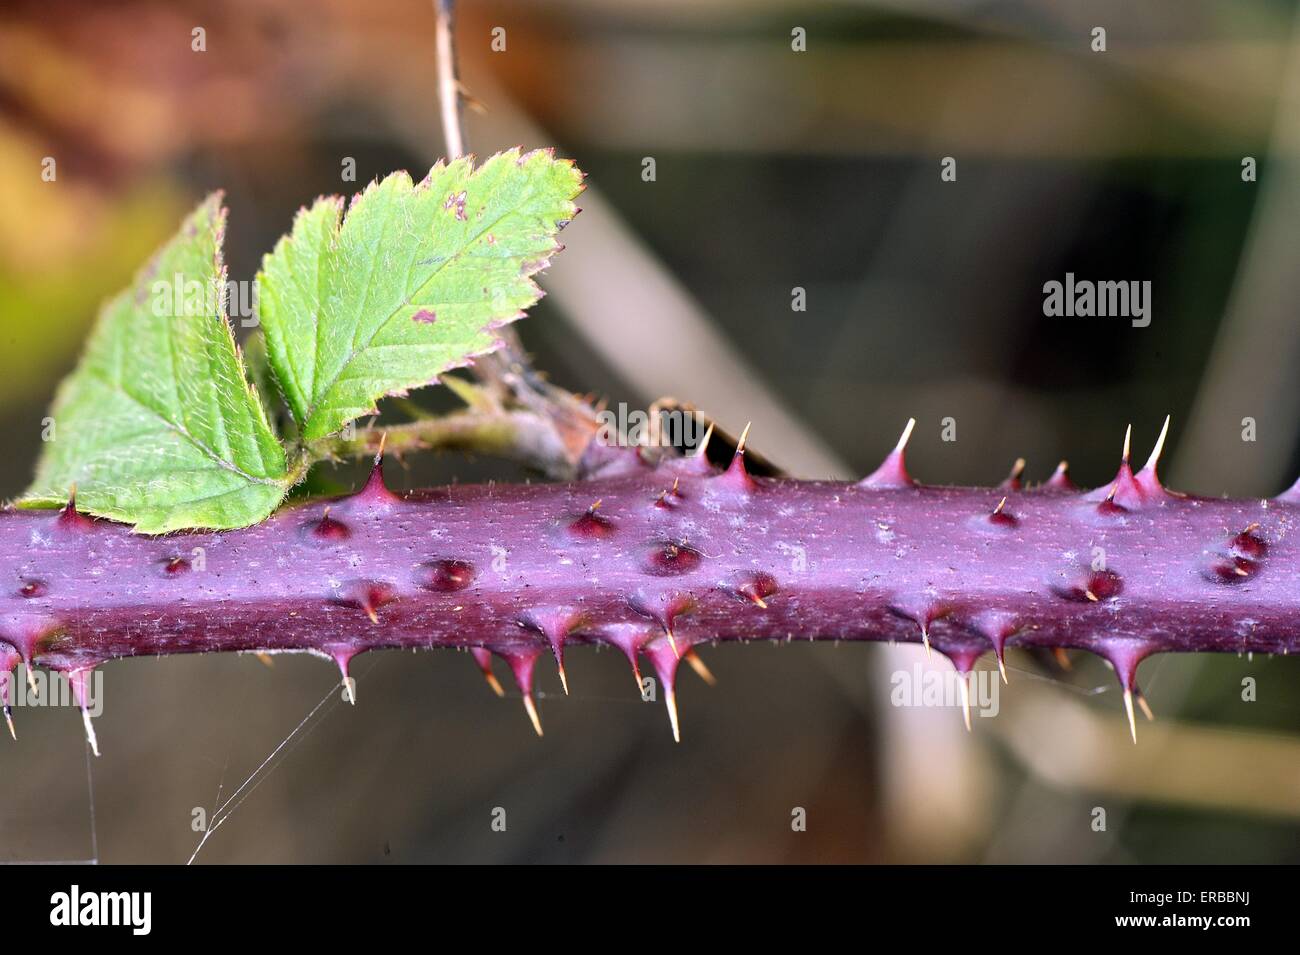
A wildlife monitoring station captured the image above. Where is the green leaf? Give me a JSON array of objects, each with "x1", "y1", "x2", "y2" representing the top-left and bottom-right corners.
[
  {"x1": 22, "y1": 195, "x2": 293, "y2": 533},
  {"x1": 257, "y1": 149, "x2": 582, "y2": 444}
]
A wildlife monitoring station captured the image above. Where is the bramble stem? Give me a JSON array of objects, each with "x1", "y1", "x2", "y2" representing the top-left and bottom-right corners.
[{"x1": 4, "y1": 434, "x2": 1297, "y2": 744}]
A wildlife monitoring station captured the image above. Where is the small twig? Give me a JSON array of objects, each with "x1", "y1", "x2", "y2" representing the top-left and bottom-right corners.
[
  {"x1": 427, "y1": 0, "x2": 604, "y2": 475},
  {"x1": 434, "y1": 0, "x2": 466, "y2": 160},
  {"x1": 315, "y1": 410, "x2": 584, "y2": 479}
]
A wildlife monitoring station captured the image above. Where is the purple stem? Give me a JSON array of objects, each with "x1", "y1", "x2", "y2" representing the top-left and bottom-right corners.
[{"x1": 3, "y1": 419, "x2": 1297, "y2": 745}]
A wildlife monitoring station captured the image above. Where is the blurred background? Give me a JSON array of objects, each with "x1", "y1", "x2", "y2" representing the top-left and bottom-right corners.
[{"x1": 1, "y1": 0, "x2": 1299, "y2": 863}]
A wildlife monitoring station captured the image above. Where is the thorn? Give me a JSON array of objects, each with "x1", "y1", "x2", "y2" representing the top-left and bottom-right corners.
[
  {"x1": 522, "y1": 693, "x2": 544, "y2": 737},
  {"x1": 500, "y1": 648, "x2": 544, "y2": 738},
  {"x1": 920, "y1": 625, "x2": 932, "y2": 659},
  {"x1": 25, "y1": 664, "x2": 38, "y2": 698},
  {"x1": 68, "y1": 668, "x2": 99, "y2": 757},
  {"x1": 735, "y1": 421, "x2": 752, "y2": 455},
  {"x1": 1085, "y1": 590, "x2": 1099, "y2": 602},
  {"x1": 972, "y1": 612, "x2": 1016, "y2": 684},
  {"x1": 715, "y1": 422, "x2": 759, "y2": 493},
  {"x1": 697, "y1": 422, "x2": 715, "y2": 459},
  {"x1": 254, "y1": 652, "x2": 275, "y2": 669},
  {"x1": 334, "y1": 653, "x2": 356, "y2": 705},
  {"x1": 353, "y1": 435, "x2": 400, "y2": 506},
  {"x1": 1135, "y1": 687, "x2": 1155, "y2": 722},
  {"x1": 1122, "y1": 423, "x2": 1132, "y2": 463},
  {"x1": 1052, "y1": 647, "x2": 1072, "y2": 670},
  {"x1": 895, "y1": 417, "x2": 917, "y2": 454},
  {"x1": 1123, "y1": 688, "x2": 1138, "y2": 744},
  {"x1": 365, "y1": 605, "x2": 380, "y2": 625},
  {"x1": 644, "y1": 638, "x2": 683, "y2": 742},
  {"x1": 1045, "y1": 460, "x2": 1076, "y2": 491},
  {"x1": 3, "y1": 704, "x2": 14, "y2": 740},
  {"x1": 988, "y1": 497, "x2": 1020, "y2": 530},
  {"x1": 1000, "y1": 458, "x2": 1026, "y2": 490},
  {"x1": 599, "y1": 623, "x2": 651, "y2": 694},
  {"x1": 57, "y1": 486, "x2": 93, "y2": 531},
  {"x1": 665, "y1": 686, "x2": 681, "y2": 743},
  {"x1": 684, "y1": 649, "x2": 717, "y2": 686},
  {"x1": 957, "y1": 672, "x2": 973, "y2": 732},
  {"x1": 471, "y1": 648, "x2": 505, "y2": 697},
  {"x1": 521, "y1": 608, "x2": 583, "y2": 695},
  {"x1": 860, "y1": 418, "x2": 917, "y2": 489},
  {"x1": 665, "y1": 628, "x2": 680, "y2": 658},
  {"x1": 82, "y1": 707, "x2": 100, "y2": 757},
  {"x1": 1100, "y1": 638, "x2": 1149, "y2": 742},
  {"x1": 1143, "y1": 414, "x2": 1171, "y2": 473}
]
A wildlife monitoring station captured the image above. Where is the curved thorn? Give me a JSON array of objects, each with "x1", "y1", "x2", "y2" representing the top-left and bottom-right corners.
[
  {"x1": 861, "y1": 418, "x2": 918, "y2": 488},
  {"x1": 735, "y1": 421, "x2": 752, "y2": 455},
  {"x1": 1144, "y1": 414, "x2": 1171, "y2": 473},
  {"x1": 4, "y1": 704, "x2": 14, "y2": 740},
  {"x1": 1121, "y1": 423, "x2": 1132, "y2": 463}
]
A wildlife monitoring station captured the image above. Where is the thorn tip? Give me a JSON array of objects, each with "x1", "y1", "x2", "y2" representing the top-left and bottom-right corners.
[
  {"x1": 81, "y1": 707, "x2": 100, "y2": 757},
  {"x1": 523, "y1": 694, "x2": 544, "y2": 737},
  {"x1": 684, "y1": 649, "x2": 717, "y2": 686},
  {"x1": 1144, "y1": 414, "x2": 1171, "y2": 473},
  {"x1": 665, "y1": 687, "x2": 681, "y2": 742},
  {"x1": 1123, "y1": 688, "x2": 1138, "y2": 744}
]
